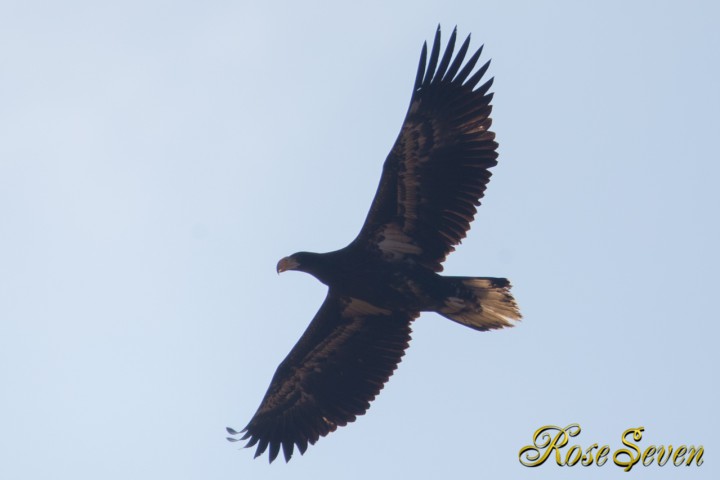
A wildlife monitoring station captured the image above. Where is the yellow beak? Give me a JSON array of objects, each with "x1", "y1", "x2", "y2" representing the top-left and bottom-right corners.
[{"x1": 276, "y1": 256, "x2": 299, "y2": 274}]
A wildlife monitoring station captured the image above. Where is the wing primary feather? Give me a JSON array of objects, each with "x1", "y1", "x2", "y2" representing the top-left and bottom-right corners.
[
  {"x1": 267, "y1": 414, "x2": 287, "y2": 463},
  {"x1": 254, "y1": 437, "x2": 269, "y2": 458},
  {"x1": 444, "y1": 34, "x2": 470, "y2": 82},
  {"x1": 476, "y1": 78, "x2": 495, "y2": 98},
  {"x1": 423, "y1": 26, "x2": 442, "y2": 86},
  {"x1": 466, "y1": 59, "x2": 492, "y2": 90},
  {"x1": 452, "y1": 44, "x2": 483, "y2": 85},
  {"x1": 268, "y1": 439, "x2": 280, "y2": 463},
  {"x1": 287, "y1": 411, "x2": 309, "y2": 457},
  {"x1": 244, "y1": 432, "x2": 259, "y2": 448},
  {"x1": 297, "y1": 435, "x2": 309, "y2": 455},
  {"x1": 413, "y1": 42, "x2": 428, "y2": 93},
  {"x1": 433, "y1": 26, "x2": 457, "y2": 83},
  {"x1": 282, "y1": 438, "x2": 294, "y2": 462}
]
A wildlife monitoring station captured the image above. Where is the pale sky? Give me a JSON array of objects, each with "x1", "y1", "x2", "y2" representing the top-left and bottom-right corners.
[{"x1": 1, "y1": 1, "x2": 718, "y2": 479}]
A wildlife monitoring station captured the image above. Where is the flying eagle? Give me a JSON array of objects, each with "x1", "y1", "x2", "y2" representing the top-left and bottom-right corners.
[{"x1": 227, "y1": 26, "x2": 521, "y2": 463}]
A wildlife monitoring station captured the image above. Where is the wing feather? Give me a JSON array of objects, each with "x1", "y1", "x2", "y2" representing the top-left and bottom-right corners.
[
  {"x1": 433, "y1": 26, "x2": 457, "y2": 82},
  {"x1": 423, "y1": 26, "x2": 442, "y2": 87},
  {"x1": 352, "y1": 26, "x2": 500, "y2": 271},
  {"x1": 453, "y1": 44, "x2": 483, "y2": 85},
  {"x1": 444, "y1": 33, "x2": 470, "y2": 82},
  {"x1": 229, "y1": 293, "x2": 416, "y2": 463}
]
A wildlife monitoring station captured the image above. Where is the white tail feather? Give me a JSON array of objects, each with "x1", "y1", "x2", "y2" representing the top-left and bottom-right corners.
[{"x1": 439, "y1": 277, "x2": 521, "y2": 331}]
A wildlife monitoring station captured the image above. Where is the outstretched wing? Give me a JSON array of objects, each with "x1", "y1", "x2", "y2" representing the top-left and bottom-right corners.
[
  {"x1": 228, "y1": 293, "x2": 416, "y2": 463},
  {"x1": 351, "y1": 26, "x2": 499, "y2": 272}
]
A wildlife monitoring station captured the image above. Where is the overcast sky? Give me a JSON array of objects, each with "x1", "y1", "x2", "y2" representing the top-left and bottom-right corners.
[{"x1": 1, "y1": 1, "x2": 718, "y2": 479}]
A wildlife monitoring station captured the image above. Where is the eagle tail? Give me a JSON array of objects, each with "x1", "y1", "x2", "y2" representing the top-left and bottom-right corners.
[{"x1": 438, "y1": 277, "x2": 521, "y2": 331}]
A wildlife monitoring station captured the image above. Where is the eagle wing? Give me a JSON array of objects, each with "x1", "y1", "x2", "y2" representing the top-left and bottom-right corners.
[
  {"x1": 351, "y1": 26, "x2": 499, "y2": 272},
  {"x1": 228, "y1": 292, "x2": 416, "y2": 463}
]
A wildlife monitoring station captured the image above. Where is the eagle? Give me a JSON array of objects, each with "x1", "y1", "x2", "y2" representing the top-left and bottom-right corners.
[{"x1": 227, "y1": 26, "x2": 521, "y2": 463}]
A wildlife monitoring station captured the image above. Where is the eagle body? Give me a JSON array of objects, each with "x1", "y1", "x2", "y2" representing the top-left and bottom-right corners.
[
  {"x1": 227, "y1": 26, "x2": 522, "y2": 463},
  {"x1": 283, "y1": 250, "x2": 445, "y2": 311}
]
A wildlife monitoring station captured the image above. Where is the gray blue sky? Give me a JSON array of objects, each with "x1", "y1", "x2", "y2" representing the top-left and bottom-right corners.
[{"x1": 1, "y1": 1, "x2": 718, "y2": 479}]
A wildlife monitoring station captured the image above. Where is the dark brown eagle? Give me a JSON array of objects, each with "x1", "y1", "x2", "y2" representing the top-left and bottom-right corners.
[{"x1": 227, "y1": 26, "x2": 521, "y2": 463}]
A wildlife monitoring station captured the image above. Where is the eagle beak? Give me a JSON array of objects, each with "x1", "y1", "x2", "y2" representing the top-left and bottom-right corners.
[{"x1": 277, "y1": 256, "x2": 299, "y2": 274}]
